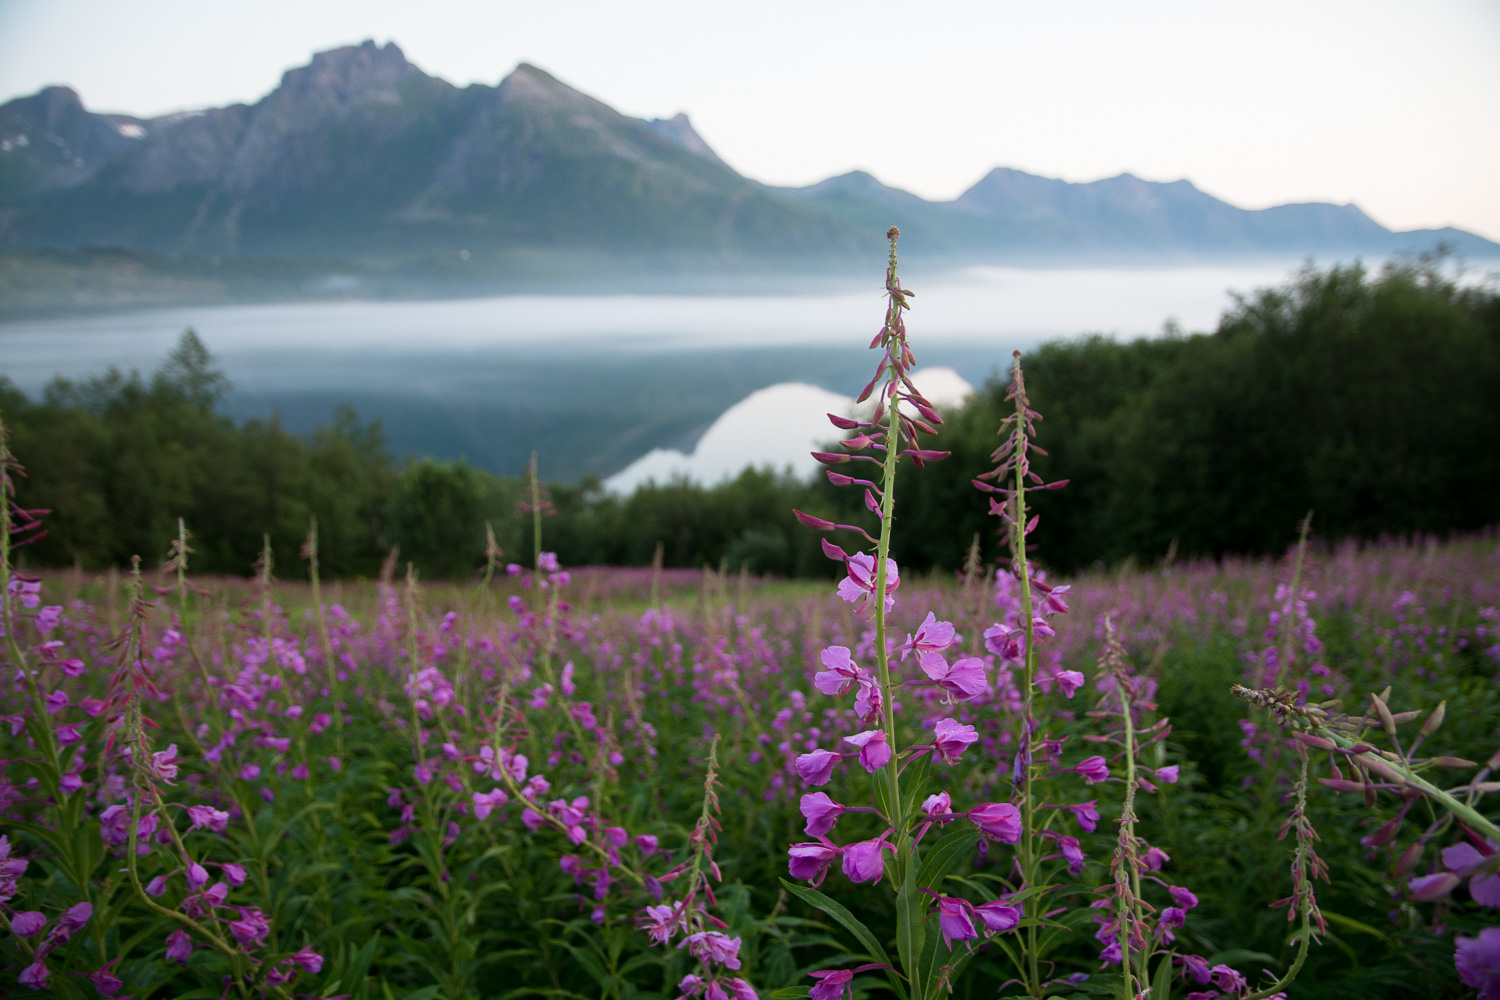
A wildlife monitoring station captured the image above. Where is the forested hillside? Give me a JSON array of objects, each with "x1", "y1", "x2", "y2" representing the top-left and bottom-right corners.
[{"x1": 4, "y1": 257, "x2": 1496, "y2": 577}]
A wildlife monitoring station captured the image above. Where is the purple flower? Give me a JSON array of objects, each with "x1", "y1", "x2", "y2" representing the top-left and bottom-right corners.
[
  {"x1": 36, "y1": 605, "x2": 62, "y2": 632},
  {"x1": 814, "y1": 646, "x2": 863, "y2": 696},
  {"x1": 228, "y1": 907, "x2": 271, "y2": 948},
  {"x1": 808, "y1": 969, "x2": 853, "y2": 1000},
  {"x1": 800, "y1": 792, "x2": 846, "y2": 837},
  {"x1": 10, "y1": 910, "x2": 45, "y2": 937},
  {"x1": 842, "y1": 837, "x2": 891, "y2": 884},
  {"x1": 929, "y1": 656, "x2": 988, "y2": 701},
  {"x1": 18, "y1": 959, "x2": 48, "y2": 988},
  {"x1": 788, "y1": 842, "x2": 840, "y2": 886},
  {"x1": 836, "y1": 554, "x2": 900, "y2": 618},
  {"x1": 968, "y1": 802, "x2": 1022, "y2": 843},
  {"x1": 975, "y1": 900, "x2": 1020, "y2": 933},
  {"x1": 1074, "y1": 756, "x2": 1110, "y2": 784},
  {"x1": 166, "y1": 928, "x2": 193, "y2": 962},
  {"x1": 186, "y1": 862, "x2": 209, "y2": 890},
  {"x1": 88, "y1": 961, "x2": 124, "y2": 997},
  {"x1": 44, "y1": 689, "x2": 68, "y2": 714},
  {"x1": 1160, "y1": 906, "x2": 1187, "y2": 930},
  {"x1": 473, "y1": 788, "x2": 508, "y2": 819},
  {"x1": 922, "y1": 791, "x2": 952, "y2": 816},
  {"x1": 726, "y1": 979, "x2": 757, "y2": 1000},
  {"x1": 640, "y1": 902, "x2": 687, "y2": 945},
  {"x1": 1442, "y1": 840, "x2": 1500, "y2": 907},
  {"x1": 935, "y1": 895, "x2": 978, "y2": 948},
  {"x1": 796, "y1": 749, "x2": 842, "y2": 786},
  {"x1": 1141, "y1": 846, "x2": 1170, "y2": 871},
  {"x1": 899, "y1": 613, "x2": 956, "y2": 675},
  {"x1": 1153, "y1": 765, "x2": 1180, "y2": 785},
  {"x1": 1409, "y1": 872, "x2": 1461, "y2": 901},
  {"x1": 1068, "y1": 800, "x2": 1100, "y2": 832},
  {"x1": 222, "y1": 862, "x2": 247, "y2": 885},
  {"x1": 1211, "y1": 964, "x2": 1247, "y2": 994},
  {"x1": 843, "y1": 730, "x2": 891, "y2": 772},
  {"x1": 681, "y1": 930, "x2": 742, "y2": 970},
  {"x1": 853, "y1": 675, "x2": 883, "y2": 724},
  {"x1": 150, "y1": 745, "x2": 181, "y2": 783},
  {"x1": 1058, "y1": 836, "x2": 1085, "y2": 875},
  {"x1": 1053, "y1": 670, "x2": 1085, "y2": 698},
  {"x1": 931, "y1": 718, "x2": 977, "y2": 764},
  {"x1": 1177, "y1": 953, "x2": 1212, "y2": 985},
  {"x1": 288, "y1": 946, "x2": 323, "y2": 973},
  {"x1": 1168, "y1": 884, "x2": 1200, "y2": 909},
  {"x1": 1455, "y1": 927, "x2": 1500, "y2": 999},
  {"x1": 51, "y1": 901, "x2": 91, "y2": 943},
  {"x1": 186, "y1": 805, "x2": 230, "y2": 832}
]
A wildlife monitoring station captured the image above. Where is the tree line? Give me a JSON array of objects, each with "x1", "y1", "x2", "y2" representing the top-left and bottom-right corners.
[{"x1": 4, "y1": 255, "x2": 1496, "y2": 579}]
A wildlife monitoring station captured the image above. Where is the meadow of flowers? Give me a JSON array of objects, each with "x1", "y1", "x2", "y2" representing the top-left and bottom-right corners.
[{"x1": 2, "y1": 231, "x2": 1498, "y2": 999}]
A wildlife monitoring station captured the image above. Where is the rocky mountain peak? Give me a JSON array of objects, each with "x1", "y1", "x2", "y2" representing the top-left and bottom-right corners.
[{"x1": 272, "y1": 40, "x2": 423, "y2": 108}]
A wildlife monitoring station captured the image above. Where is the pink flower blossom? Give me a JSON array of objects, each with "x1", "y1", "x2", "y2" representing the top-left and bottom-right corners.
[
  {"x1": 473, "y1": 788, "x2": 508, "y2": 819},
  {"x1": 796, "y1": 749, "x2": 842, "y2": 786},
  {"x1": 814, "y1": 646, "x2": 863, "y2": 696},
  {"x1": 808, "y1": 969, "x2": 853, "y2": 1000},
  {"x1": 931, "y1": 718, "x2": 977, "y2": 764},
  {"x1": 10, "y1": 910, "x2": 45, "y2": 936},
  {"x1": 788, "y1": 842, "x2": 840, "y2": 886},
  {"x1": 898, "y1": 613, "x2": 956, "y2": 676},
  {"x1": 968, "y1": 802, "x2": 1022, "y2": 843},
  {"x1": 975, "y1": 900, "x2": 1021, "y2": 933},
  {"x1": 841, "y1": 837, "x2": 892, "y2": 884},
  {"x1": 836, "y1": 554, "x2": 900, "y2": 618},
  {"x1": 935, "y1": 895, "x2": 978, "y2": 948},
  {"x1": 186, "y1": 805, "x2": 230, "y2": 831},
  {"x1": 166, "y1": 928, "x2": 193, "y2": 962},
  {"x1": 1068, "y1": 800, "x2": 1100, "y2": 832},
  {"x1": 800, "y1": 792, "x2": 845, "y2": 837},
  {"x1": 1074, "y1": 756, "x2": 1110, "y2": 784},
  {"x1": 842, "y1": 730, "x2": 891, "y2": 772}
]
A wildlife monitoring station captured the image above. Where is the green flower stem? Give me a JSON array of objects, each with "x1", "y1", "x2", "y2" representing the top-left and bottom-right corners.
[
  {"x1": 1007, "y1": 360, "x2": 1043, "y2": 997},
  {"x1": 873, "y1": 238, "x2": 907, "y2": 878}
]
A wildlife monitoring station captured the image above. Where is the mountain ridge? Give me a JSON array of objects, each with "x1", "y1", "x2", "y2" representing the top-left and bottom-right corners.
[{"x1": 1, "y1": 39, "x2": 1494, "y2": 294}]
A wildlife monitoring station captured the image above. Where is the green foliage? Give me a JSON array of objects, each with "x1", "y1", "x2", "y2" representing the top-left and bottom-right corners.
[
  {"x1": 832, "y1": 258, "x2": 1500, "y2": 574},
  {"x1": 4, "y1": 259, "x2": 1497, "y2": 579}
]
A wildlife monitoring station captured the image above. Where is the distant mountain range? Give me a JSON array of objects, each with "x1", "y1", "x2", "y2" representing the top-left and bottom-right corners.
[{"x1": 1, "y1": 39, "x2": 1494, "y2": 300}]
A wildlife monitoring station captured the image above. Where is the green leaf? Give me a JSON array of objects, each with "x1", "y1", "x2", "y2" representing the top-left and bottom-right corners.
[
  {"x1": 1152, "y1": 951, "x2": 1174, "y2": 1000},
  {"x1": 895, "y1": 859, "x2": 926, "y2": 999},
  {"x1": 916, "y1": 829, "x2": 979, "y2": 890},
  {"x1": 767, "y1": 989, "x2": 812, "y2": 1000},
  {"x1": 780, "y1": 879, "x2": 908, "y2": 1000}
]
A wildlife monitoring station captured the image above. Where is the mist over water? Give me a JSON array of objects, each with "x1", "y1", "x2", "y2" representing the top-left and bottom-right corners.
[{"x1": 0, "y1": 262, "x2": 1309, "y2": 481}]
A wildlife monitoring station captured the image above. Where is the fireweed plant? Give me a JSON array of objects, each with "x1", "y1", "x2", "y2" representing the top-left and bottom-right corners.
[
  {"x1": 2, "y1": 242, "x2": 1498, "y2": 998},
  {"x1": 781, "y1": 234, "x2": 1274, "y2": 1000}
]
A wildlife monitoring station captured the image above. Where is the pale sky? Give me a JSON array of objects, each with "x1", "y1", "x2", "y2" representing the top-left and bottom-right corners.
[{"x1": 1, "y1": 0, "x2": 1497, "y2": 241}]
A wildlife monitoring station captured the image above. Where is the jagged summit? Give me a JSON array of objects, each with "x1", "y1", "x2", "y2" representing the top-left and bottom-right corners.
[{"x1": 270, "y1": 40, "x2": 427, "y2": 107}]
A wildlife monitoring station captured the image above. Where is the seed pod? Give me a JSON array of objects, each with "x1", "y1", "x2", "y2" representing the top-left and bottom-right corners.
[
  {"x1": 1429, "y1": 756, "x2": 1477, "y2": 769},
  {"x1": 1395, "y1": 841, "x2": 1425, "y2": 878},
  {"x1": 1370, "y1": 692, "x2": 1397, "y2": 737},
  {"x1": 1420, "y1": 701, "x2": 1447, "y2": 738}
]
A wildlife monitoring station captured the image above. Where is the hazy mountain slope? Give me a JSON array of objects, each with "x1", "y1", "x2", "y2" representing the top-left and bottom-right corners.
[
  {"x1": 0, "y1": 42, "x2": 864, "y2": 263},
  {"x1": 1, "y1": 41, "x2": 1494, "y2": 273}
]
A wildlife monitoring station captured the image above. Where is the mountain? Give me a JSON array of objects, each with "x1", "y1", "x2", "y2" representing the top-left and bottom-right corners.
[
  {"x1": 0, "y1": 42, "x2": 864, "y2": 269},
  {"x1": 0, "y1": 39, "x2": 1494, "y2": 297},
  {"x1": 780, "y1": 167, "x2": 1498, "y2": 263}
]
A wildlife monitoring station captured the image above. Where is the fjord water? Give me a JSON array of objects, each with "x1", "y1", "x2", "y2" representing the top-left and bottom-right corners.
[{"x1": 0, "y1": 262, "x2": 1305, "y2": 483}]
